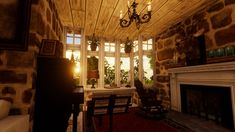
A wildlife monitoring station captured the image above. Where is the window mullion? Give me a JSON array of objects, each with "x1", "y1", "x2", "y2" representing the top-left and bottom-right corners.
[{"x1": 115, "y1": 41, "x2": 120, "y2": 87}]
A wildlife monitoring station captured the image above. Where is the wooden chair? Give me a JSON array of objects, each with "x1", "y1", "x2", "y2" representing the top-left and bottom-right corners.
[
  {"x1": 134, "y1": 79, "x2": 166, "y2": 119},
  {"x1": 87, "y1": 94, "x2": 132, "y2": 132}
]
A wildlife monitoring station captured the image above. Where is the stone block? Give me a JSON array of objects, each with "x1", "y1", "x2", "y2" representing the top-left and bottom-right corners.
[
  {"x1": 22, "y1": 89, "x2": 33, "y2": 104},
  {"x1": 225, "y1": 0, "x2": 235, "y2": 5},
  {"x1": 215, "y1": 24, "x2": 235, "y2": 46},
  {"x1": 164, "y1": 39, "x2": 173, "y2": 48},
  {"x1": 0, "y1": 70, "x2": 27, "y2": 84},
  {"x1": 211, "y1": 8, "x2": 232, "y2": 29},
  {"x1": 6, "y1": 51, "x2": 35, "y2": 68},
  {"x1": 157, "y1": 48, "x2": 174, "y2": 61},
  {"x1": 46, "y1": 8, "x2": 51, "y2": 23},
  {"x1": 2, "y1": 86, "x2": 16, "y2": 95},
  {"x1": 28, "y1": 33, "x2": 40, "y2": 47},
  {"x1": 156, "y1": 75, "x2": 170, "y2": 83},
  {"x1": 207, "y1": 2, "x2": 224, "y2": 13}
]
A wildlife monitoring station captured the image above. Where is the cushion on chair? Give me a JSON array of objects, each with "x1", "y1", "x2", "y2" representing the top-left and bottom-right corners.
[{"x1": 0, "y1": 99, "x2": 12, "y2": 120}]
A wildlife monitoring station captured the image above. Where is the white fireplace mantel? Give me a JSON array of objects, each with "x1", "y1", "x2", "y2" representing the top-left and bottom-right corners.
[{"x1": 168, "y1": 61, "x2": 235, "y2": 128}]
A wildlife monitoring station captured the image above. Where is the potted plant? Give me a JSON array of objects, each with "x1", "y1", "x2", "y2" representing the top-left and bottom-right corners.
[
  {"x1": 88, "y1": 33, "x2": 99, "y2": 51},
  {"x1": 124, "y1": 37, "x2": 133, "y2": 53},
  {"x1": 87, "y1": 56, "x2": 99, "y2": 88}
]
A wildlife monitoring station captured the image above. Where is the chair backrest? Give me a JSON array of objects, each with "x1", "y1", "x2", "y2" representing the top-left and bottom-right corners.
[
  {"x1": 134, "y1": 79, "x2": 146, "y2": 97},
  {"x1": 111, "y1": 95, "x2": 132, "y2": 114},
  {"x1": 89, "y1": 94, "x2": 132, "y2": 116},
  {"x1": 90, "y1": 95, "x2": 111, "y2": 116}
]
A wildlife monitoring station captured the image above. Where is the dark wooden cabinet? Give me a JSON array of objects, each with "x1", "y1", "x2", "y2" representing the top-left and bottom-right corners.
[{"x1": 33, "y1": 57, "x2": 75, "y2": 132}]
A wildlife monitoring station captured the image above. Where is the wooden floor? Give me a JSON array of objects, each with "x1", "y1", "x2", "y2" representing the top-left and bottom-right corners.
[{"x1": 166, "y1": 110, "x2": 234, "y2": 132}]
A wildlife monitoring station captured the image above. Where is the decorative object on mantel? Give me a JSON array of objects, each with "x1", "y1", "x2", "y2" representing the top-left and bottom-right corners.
[
  {"x1": 87, "y1": 33, "x2": 99, "y2": 51},
  {"x1": 207, "y1": 45, "x2": 235, "y2": 64},
  {"x1": 119, "y1": 0, "x2": 151, "y2": 29},
  {"x1": 124, "y1": 37, "x2": 133, "y2": 53}
]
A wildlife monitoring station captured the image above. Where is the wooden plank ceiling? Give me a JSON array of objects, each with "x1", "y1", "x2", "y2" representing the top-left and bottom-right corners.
[{"x1": 55, "y1": 0, "x2": 218, "y2": 41}]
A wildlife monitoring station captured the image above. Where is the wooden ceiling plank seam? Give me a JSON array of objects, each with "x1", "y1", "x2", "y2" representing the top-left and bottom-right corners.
[
  {"x1": 85, "y1": 0, "x2": 103, "y2": 36},
  {"x1": 103, "y1": 0, "x2": 129, "y2": 39},
  {"x1": 93, "y1": 0, "x2": 104, "y2": 34},
  {"x1": 149, "y1": 0, "x2": 218, "y2": 36},
  {"x1": 83, "y1": 0, "x2": 87, "y2": 32},
  {"x1": 69, "y1": 0, "x2": 75, "y2": 30},
  {"x1": 102, "y1": 0, "x2": 120, "y2": 36}
]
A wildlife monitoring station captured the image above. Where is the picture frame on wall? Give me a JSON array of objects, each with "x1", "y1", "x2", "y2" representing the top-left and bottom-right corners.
[
  {"x1": 0, "y1": 0, "x2": 31, "y2": 51},
  {"x1": 39, "y1": 39, "x2": 63, "y2": 58}
]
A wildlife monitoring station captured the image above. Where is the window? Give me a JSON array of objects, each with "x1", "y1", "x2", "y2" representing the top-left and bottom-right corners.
[
  {"x1": 66, "y1": 33, "x2": 81, "y2": 45},
  {"x1": 66, "y1": 33, "x2": 73, "y2": 44},
  {"x1": 134, "y1": 56, "x2": 139, "y2": 79},
  {"x1": 133, "y1": 40, "x2": 138, "y2": 52},
  {"x1": 104, "y1": 57, "x2": 115, "y2": 85},
  {"x1": 105, "y1": 42, "x2": 115, "y2": 52},
  {"x1": 120, "y1": 43, "x2": 125, "y2": 53},
  {"x1": 120, "y1": 57, "x2": 130, "y2": 85},
  {"x1": 134, "y1": 38, "x2": 153, "y2": 85},
  {"x1": 143, "y1": 55, "x2": 153, "y2": 85},
  {"x1": 142, "y1": 39, "x2": 152, "y2": 50},
  {"x1": 65, "y1": 50, "x2": 81, "y2": 85}
]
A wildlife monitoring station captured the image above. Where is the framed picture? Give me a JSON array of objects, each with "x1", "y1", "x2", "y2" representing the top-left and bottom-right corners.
[
  {"x1": 0, "y1": 0, "x2": 31, "y2": 51},
  {"x1": 39, "y1": 39, "x2": 63, "y2": 58}
]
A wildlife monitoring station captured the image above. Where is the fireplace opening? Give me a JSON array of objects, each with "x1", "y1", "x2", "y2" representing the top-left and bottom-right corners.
[{"x1": 180, "y1": 84, "x2": 234, "y2": 129}]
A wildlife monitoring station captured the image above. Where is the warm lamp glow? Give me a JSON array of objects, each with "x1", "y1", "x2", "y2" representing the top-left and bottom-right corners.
[{"x1": 74, "y1": 66, "x2": 80, "y2": 74}]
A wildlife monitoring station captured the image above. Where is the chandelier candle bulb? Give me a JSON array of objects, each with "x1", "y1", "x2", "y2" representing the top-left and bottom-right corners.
[
  {"x1": 127, "y1": 1, "x2": 130, "y2": 7},
  {"x1": 120, "y1": 10, "x2": 123, "y2": 19},
  {"x1": 147, "y1": 2, "x2": 151, "y2": 11},
  {"x1": 120, "y1": 0, "x2": 151, "y2": 29}
]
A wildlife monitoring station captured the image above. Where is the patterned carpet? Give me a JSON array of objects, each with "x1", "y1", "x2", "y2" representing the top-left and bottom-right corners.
[{"x1": 92, "y1": 108, "x2": 192, "y2": 132}]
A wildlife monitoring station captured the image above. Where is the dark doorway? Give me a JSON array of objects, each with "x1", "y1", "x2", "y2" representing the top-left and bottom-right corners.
[{"x1": 180, "y1": 84, "x2": 233, "y2": 130}]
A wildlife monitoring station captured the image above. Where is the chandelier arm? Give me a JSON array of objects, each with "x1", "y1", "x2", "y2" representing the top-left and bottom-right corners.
[
  {"x1": 120, "y1": 19, "x2": 131, "y2": 28},
  {"x1": 140, "y1": 11, "x2": 151, "y2": 23}
]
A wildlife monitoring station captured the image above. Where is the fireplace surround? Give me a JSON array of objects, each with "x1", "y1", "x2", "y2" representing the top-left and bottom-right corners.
[{"x1": 168, "y1": 61, "x2": 235, "y2": 130}]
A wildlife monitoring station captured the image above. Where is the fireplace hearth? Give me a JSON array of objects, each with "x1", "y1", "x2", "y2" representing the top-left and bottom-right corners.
[
  {"x1": 168, "y1": 61, "x2": 235, "y2": 130},
  {"x1": 180, "y1": 84, "x2": 233, "y2": 129}
]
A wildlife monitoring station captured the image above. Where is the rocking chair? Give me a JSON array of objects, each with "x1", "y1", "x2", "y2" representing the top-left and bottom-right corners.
[{"x1": 134, "y1": 79, "x2": 166, "y2": 119}]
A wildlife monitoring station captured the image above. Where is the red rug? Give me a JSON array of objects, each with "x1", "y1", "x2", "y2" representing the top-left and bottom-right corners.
[{"x1": 93, "y1": 108, "x2": 178, "y2": 132}]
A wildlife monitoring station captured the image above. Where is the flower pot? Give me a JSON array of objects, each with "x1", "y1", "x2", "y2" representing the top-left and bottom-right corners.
[
  {"x1": 91, "y1": 43, "x2": 97, "y2": 51},
  {"x1": 125, "y1": 47, "x2": 132, "y2": 53}
]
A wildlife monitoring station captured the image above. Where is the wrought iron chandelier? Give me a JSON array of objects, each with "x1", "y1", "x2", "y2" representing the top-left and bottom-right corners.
[{"x1": 120, "y1": 0, "x2": 152, "y2": 29}]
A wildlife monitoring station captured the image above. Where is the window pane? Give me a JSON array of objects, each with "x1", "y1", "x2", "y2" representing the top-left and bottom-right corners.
[
  {"x1": 104, "y1": 57, "x2": 115, "y2": 85},
  {"x1": 120, "y1": 57, "x2": 130, "y2": 85},
  {"x1": 75, "y1": 34, "x2": 81, "y2": 37},
  {"x1": 67, "y1": 33, "x2": 73, "y2": 37},
  {"x1": 75, "y1": 38, "x2": 81, "y2": 44},
  {"x1": 104, "y1": 42, "x2": 115, "y2": 52},
  {"x1": 147, "y1": 39, "x2": 152, "y2": 44},
  {"x1": 67, "y1": 37, "x2": 73, "y2": 44},
  {"x1": 120, "y1": 43, "x2": 125, "y2": 53},
  {"x1": 134, "y1": 41, "x2": 138, "y2": 52},
  {"x1": 143, "y1": 55, "x2": 153, "y2": 85},
  {"x1": 65, "y1": 50, "x2": 72, "y2": 59},
  {"x1": 143, "y1": 44, "x2": 148, "y2": 50},
  {"x1": 110, "y1": 47, "x2": 115, "y2": 52},
  {"x1": 105, "y1": 46, "x2": 109, "y2": 52},
  {"x1": 134, "y1": 56, "x2": 139, "y2": 80},
  {"x1": 148, "y1": 45, "x2": 152, "y2": 50}
]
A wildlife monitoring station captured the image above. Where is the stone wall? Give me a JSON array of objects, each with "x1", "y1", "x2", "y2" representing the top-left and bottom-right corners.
[
  {"x1": 0, "y1": 0, "x2": 64, "y2": 131},
  {"x1": 154, "y1": 0, "x2": 235, "y2": 107}
]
